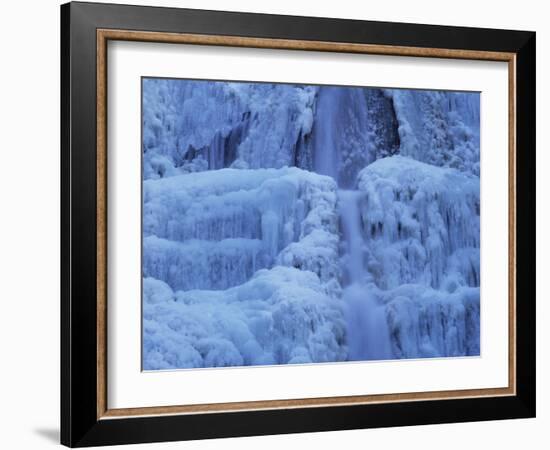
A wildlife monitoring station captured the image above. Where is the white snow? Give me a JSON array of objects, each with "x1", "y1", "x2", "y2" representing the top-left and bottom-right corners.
[
  {"x1": 340, "y1": 156, "x2": 481, "y2": 359},
  {"x1": 143, "y1": 166, "x2": 340, "y2": 291},
  {"x1": 143, "y1": 267, "x2": 347, "y2": 370},
  {"x1": 143, "y1": 235, "x2": 266, "y2": 291},
  {"x1": 381, "y1": 284, "x2": 480, "y2": 358},
  {"x1": 356, "y1": 155, "x2": 480, "y2": 290},
  {"x1": 388, "y1": 89, "x2": 480, "y2": 175},
  {"x1": 142, "y1": 79, "x2": 318, "y2": 178}
]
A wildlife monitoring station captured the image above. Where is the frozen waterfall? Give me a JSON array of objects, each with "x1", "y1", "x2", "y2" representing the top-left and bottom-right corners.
[
  {"x1": 339, "y1": 190, "x2": 364, "y2": 284},
  {"x1": 344, "y1": 285, "x2": 393, "y2": 361},
  {"x1": 141, "y1": 78, "x2": 480, "y2": 369},
  {"x1": 339, "y1": 190, "x2": 393, "y2": 360},
  {"x1": 313, "y1": 87, "x2": 342, "y2": 180}
]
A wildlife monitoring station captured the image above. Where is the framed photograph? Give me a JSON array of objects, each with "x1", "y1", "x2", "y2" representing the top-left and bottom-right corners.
[{"x1": 61, "y1": 1, "x2": 536, "y2": 447}]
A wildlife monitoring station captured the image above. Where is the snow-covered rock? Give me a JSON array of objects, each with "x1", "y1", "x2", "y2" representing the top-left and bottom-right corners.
[
  {"x1": 388, "y1": 89, "x2": 480, "y2": 175},
  {"x1": 312, "y1": 87, "x2": 400, "y2": 187},
  {"x1": 382, "y1": 284, "x2": 480, "y2": 358},
  {"x1": 143, "y1": 267, "x2": 347, "y2": 370},
  {"x1": 342, "y1": 156, "x2": 481, "y2": 359},
  {"x1": 142, "y1": 79, "x2": 317, "y2": 178},
  {"x1": 143, "y1": 235, "x2": 266, "y2": 291},
  {"x1": 143, "y1": 79, "x2": 479, "y2": 182},
  {"x1": 143, "y1": 166, "x2": 340, "y2": 291},
  {"x1": 356, "y1": 155, "x2": 480, "y2": 290}
]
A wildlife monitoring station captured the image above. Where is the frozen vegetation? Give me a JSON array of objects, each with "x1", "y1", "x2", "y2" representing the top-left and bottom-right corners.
[{"x1": 142, "y1": 78, "x2": 480, "y2": 370}]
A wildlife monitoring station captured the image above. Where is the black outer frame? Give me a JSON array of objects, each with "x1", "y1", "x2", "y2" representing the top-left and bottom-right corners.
[{"x1": 61, "y1": 1, "x2": 536, "y2": 447}]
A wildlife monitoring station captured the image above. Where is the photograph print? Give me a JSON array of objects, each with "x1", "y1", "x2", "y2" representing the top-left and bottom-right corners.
[{"x1": 141, "y1": 78, "x2": 481, "y2": 370}]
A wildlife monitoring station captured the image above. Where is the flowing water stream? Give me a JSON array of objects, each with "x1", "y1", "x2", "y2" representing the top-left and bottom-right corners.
[
  {"x1": 338, "y1": 190, "x2": 393, "y2": 360},
  {"x1": 314, "y1": 94, "x2": 394, "y2": 360}
]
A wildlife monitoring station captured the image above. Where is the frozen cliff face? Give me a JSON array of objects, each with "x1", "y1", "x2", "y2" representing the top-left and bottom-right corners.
[
  {"x1": 382, "y1": 284, "x2": 480, "y2": 358},
  {"x1": 142, "y1": 166, "x2": 346, "y2": 370},
  {"x1": 344, "y1": 156, "x2": 480, "y2": 359},
  {"x1": 142, "y1": 78, "x2": 244, "y2": 178},
  {"x1": 388, "y1": 89, "x2": 480, "y2": 175},
  {"x1": 143, "y1": 78, "x2": 478, "y2": 181},
  {"x1": 232, "y1": 83, "x2": 317, "y2": 170},
  {"x1": 356, "y1": 156, "x2": 480, "y2": 290},
  {"x1": 312, "y1": 87, "x2": 400, "y2": 187},
  {"x1": 143, "y1": 166, "x2": 340, "y2": 291},
  {"x1": 142, "y1": 78, "x2": 317, "y2": 178}
]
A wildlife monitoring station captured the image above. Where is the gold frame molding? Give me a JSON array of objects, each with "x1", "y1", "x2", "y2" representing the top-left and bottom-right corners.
[{"x1": 96, "y1": 29, "x2": 517, "y2": 420}]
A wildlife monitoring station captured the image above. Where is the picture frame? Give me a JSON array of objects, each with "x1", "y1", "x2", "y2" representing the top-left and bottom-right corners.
[{"x1": 60, "y1": 1, "x2": 535, "y2": 447}]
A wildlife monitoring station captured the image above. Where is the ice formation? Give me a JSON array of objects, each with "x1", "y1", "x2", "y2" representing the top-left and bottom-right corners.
[
  {"x1": 143, "y1": 267, "x2": 346, "y2": 369},
  {"x1": 142, "y1": 78, "x2": 480, "y2": 369},
  {"x1": 143, "y1": 167, "x2": 339, "y2": 291},
  {"x1": 345, "y1": 157, "x2": 480, "y2": 359}
]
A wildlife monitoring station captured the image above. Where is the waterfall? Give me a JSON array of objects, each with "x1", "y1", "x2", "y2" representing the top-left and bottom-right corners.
[
  {"x1": 344, "y1": 285, "x2": 393, "y2": 361},
  {"x1": 313, "y1": 87, "x2": 342, "y2": 181},
  {"x1": 142, "y1": 78, "x2": 481, "y2": 369},
  {"x1": 312, "y1": 85, "x2": 396, "y2": 361},
  {"x1": 338, "y1": 190, "x2": 364, "y2": 284},
  {"x1": 338, "y1": 190, "x2": 393, "y2": 361}
]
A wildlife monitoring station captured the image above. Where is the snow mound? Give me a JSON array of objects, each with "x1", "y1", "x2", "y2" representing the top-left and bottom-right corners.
[
  {"x1": 143, "y1": 166, "x2": 339, "y2": 291},
  {"x1": 345, "y1": 156, "x2": 480, "y2": 359},
  {"x1": 380, "y1": 283, "x2": 480, "y2": 358},
  {"x1": 143, "y1": 267, "x2": 347, "y2": 370},
  {"x1": 143, "y1": 235, "x2": 266, "y2": 291},
  {"x1": 357, "y1": 155, "x2": 480, "y2": 290}
]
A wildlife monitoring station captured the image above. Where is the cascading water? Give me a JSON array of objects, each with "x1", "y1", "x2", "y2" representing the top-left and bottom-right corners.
[
  {"x1": 312, "y1": 87, "x2": 396, "y2": 361},
  {"x1": 343, "y1": 285, "x2": 393, "y2": 361},
  {"x1": 338, "y1": 190, "x2": 364, "y2": 284},
  {"x1": 313, "y1": 87, "x2": 342, "y2": 181},
  {"x1": 338, "y1": 190, "x2": 393, "y2": 361},
  {"x1": 314, "y1": 86, "x2": 395, "y2": 360}
]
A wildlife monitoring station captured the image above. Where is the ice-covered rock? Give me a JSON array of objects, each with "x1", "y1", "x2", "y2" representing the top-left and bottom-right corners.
[
  {"x1": 388, "y1": 89, "x2": 480, "y2": 175},
  {"x1": 143, "y1": 166, "x2": 340, "y2": 291},
  {"x1": 143, "y1": 235, "x2": 266, "y2": 291},
  {"x1": 142, "y1": 79, "x2": 317, "y2": 178},
  {"x1": 356, "y1": 155, "x2": 480, "y2": 290},
  {"x1": 312, "y1": 87, "x2": 400, "y2": 187},
  {"x1": 382, "y1": 284, "x2": 480, "y2": 358},
  {"x1": 143, "y1": 267, "x2": 347, "y2": 370},
  {"x1": 143, "y1": 78, "x2": 479, "y2": 181},
  {"x1": 339, "y1": 156, "x2": 481, "y2": 360},
  {"x1": 277, "y1": 229, "x2": 341, "y2": 296}
]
